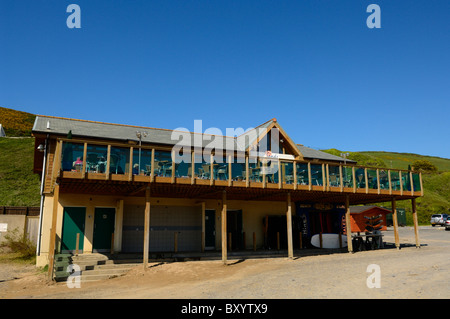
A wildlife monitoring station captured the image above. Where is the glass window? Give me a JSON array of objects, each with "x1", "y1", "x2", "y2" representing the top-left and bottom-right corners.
[
  {"x1": 110, "y1": 146, "x2": 130, "y2": 175},
  {"x1": 412, "y1": 173, "x2": 421, "y2": 191},
  {"x1": 248, "y1": 157, "x2": 261, "y2": 182},
  {"x1": 379, "y1": 169, "x2": 389, "y2": 189},
  {"x1": 262, "y1": 159, "x2": 279, "y2": 184},
  {"x1": 310, "y1": 164, "x2": 323, "y2": 186},
  {"x1": 367, "y1": 169, "x2": 378, "y2": 189},
  {"x1": 280, "y1": 162, "x2": 294, "y2": 184},
  {"x1": 61, "y1": 142, "x2": 84, "y2": 172},
  {"x1": 154, "y1": 150, "x2": 172, "y2": 177},
  {"x1": 328, "y1": 165, "x2": 340, "y2": 187},
  {"x1": 390, "y1": 171, "x2": 400, "y2": 191},
  {"x1": 231, "y1": 157, "x2": 245, "y2": 181},
  {"x1": 132, "y1": 148, "x2": 152, "y2": 175},
  {"x1": 342, "y1": 166, "x2": 353, "y2": 188},
  {"x1": 296, "y1": 163, "x2": 309, "y2": 185},
  {"x1": 86, "y1": 144, "x2": 108, "y2": 173},
  {"x1": 355, "y1": 167, "x2": 366, "y2": 189},
  {"x1": 213, "y1": 155, "x2": 228, "y2": 181},
  {"x1": 402, "y1": 171, "x2": 411, "y2": 191},
  {"x1": 194, "y1": 153, "x2": 209, "y2": 179}
]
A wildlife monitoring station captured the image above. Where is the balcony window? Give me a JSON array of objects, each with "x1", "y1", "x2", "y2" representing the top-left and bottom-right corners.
[
  {"x1": 61, "y1": 142, "x2": 84, "y2": 172},
  {"x1": 342, "y1": 166, "x2": 353, "y2": 188},
  {"x1": 213, "y1": 155, "x2": 228, "y2": 181},
  {"x1": 412, "y1": 173, "x2": 421, "y2": 191},
  {"x1": 296, "y1": 163, "x2": 309, "y2": 185},
  {"x1": 391, "y1": 171, "x2": 401, "y2": 191},
  {"x1": 328, "y1": 165, "x2": 340, "y2": 187},
  {"x1": 231, "y1": 157, "x2": 245, "y2": 181},
  {"x1": 355, "y1": 168, "x2": 366, "y2": 189},
  {"x1": 367, "y1": 169, "x2": 378, "y2": 190},
  {"x1": 154, "y1": 150, "x2": 173, "y2": 177},
  {"x1": 193, "y1": 153, "x2": 210, "y2": 179},
  {"x1": 280, "y1": 161, "x2": 294, "y2": 184},
  {"x1": 379, "y1": 170, "x2": 389, "y2": 189},
  {"x1": 132, "y1": 148, "x2": 152, "y2": 175},
  {"x1": 310, "y1": 164, "x2": 323, "y2": 186},
  {"x1": 402, "y1": 172, "x2": 411, "y2": 191},
  {"x1": 86, "y1": 144, "x2": 108, "y2": 173},
  {"x1": 109, "y1": 146, "x2": 130, "y2": 175}
]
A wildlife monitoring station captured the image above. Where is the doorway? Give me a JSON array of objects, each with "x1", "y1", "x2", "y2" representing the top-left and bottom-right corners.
[
  {"x1": 61, "y1": 207, "x2": 86, "y2": 253},
  {"x1": 93, "y1": 208, "x2": 116, "y2": 252},
  {"x1": 204, "y1": 210, "x2": 216, "y2": 250},
  {"x1": 227, "y1": 210, "x2": 243, "y2": 250}
]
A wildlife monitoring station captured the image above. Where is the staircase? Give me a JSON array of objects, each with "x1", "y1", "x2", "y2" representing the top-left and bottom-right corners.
[{"x1": 54, "y1": 253, "x2": 140, "y2": 283}]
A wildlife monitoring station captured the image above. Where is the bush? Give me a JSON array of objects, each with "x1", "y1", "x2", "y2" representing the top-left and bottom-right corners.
[
  {"x1": 0, "y1": 228, "x2": 36, "y2": 259},
  {"x1": 412, "y1": 160, "x2": 438, "y2": 173}
]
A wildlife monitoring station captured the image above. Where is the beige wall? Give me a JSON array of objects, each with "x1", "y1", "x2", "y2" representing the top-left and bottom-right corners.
[{"x1": 36, "y1": 192, "x2": 294, "y2": 267}]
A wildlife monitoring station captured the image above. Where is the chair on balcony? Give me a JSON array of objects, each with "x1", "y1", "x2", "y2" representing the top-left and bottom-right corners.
[
  {"x1": 201, "y1": 164, "x2": 211, "y2": 179},
  {"x1": 86, "y1": 153, "x2": 98, "y2": 172},
  {"x1": 216, "y1": 165, "x2": 228, "y2": 180}
]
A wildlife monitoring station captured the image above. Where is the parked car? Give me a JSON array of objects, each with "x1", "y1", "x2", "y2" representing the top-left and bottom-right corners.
[
  {"x1": 445, "y1": 217, "x2": 450, "y2": 231},
  {"x1": 430, "y1": 214, "x2": 448, "y2": 227}
]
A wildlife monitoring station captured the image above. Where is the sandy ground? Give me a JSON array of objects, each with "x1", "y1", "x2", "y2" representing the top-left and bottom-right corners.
[{"x1": 1, "y1": 226, "x2": 449, "y2": 300}]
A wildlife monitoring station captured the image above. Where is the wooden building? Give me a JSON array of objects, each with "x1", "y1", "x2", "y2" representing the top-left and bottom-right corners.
[{"x1": 31, "y1": 115, "x2": 423, "y2": 279}]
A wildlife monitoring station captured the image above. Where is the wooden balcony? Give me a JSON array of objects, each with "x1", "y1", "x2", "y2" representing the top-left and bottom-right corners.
[{"x1": 50, "y1": 138, "x2": 423, "y2": 204}]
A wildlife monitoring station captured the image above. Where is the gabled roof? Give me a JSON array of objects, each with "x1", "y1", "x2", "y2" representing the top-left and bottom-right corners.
[{"x1": 32, "y1": 115, "x2": 353, "y2": 163}]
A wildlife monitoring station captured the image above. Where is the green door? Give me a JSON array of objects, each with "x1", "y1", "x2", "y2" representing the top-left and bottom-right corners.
[
  {"x1": 61, "y1": 207, "x2": 86, "y2": 253},
  {"x1": 93, "y1": 208, "x2": 116, "y2": 252}
]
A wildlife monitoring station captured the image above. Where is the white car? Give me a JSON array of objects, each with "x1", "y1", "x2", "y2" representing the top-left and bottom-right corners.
[
  {"x1": 431, "y1": 214, "x2": 448, "y2": 227},
  {"x1": 445, "y1": 217, "x2": 450, "y2": 231}
]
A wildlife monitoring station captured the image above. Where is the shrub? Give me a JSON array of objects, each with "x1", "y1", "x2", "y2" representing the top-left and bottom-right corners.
[{"x1": 0, "y1": 228, "x2": 36, "y2": 259}]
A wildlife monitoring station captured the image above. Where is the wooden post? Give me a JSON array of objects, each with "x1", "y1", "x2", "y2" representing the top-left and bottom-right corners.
[
  {"x1": 352, "y1": 166, "x2": 356, "y2": 193},
  {"x1": 286, "y1": 192, "x2": 293, "y2": 258},
  {"x1": 245, "y1": 156, "x2": 249, "y2": 187},
  {"x1": 319, "y1": 232, "x2": 323, "y2": 248},
  {"x1": 364, "y1": 168, "x2": 368, "y2": 194},
  {"x1": 105, "y1": 144, "x2": 111, "y2": 179},
  {"x1": 412, "y1": 198, "x2": 420, "y2": 248},
  {"x1": 128, "y1": 147, "x2": 134, "y2": 181},
  {"x1": 150, "y1": 149, "x2": 155, "y2": 182},
  {"x1": 308, "y1": 162, "x2": 312, "y2": 191},
  {"x1": 338, "y1": 231, "x2": 342, "y2": 248},
  {"x1": 253, "y1": 232, "x2": 256, "y2": 251},
  {"x1": 75, "y1": 233, "x2": 80, "y2": 256},
  {"x1": 345, "y1": 195, "x2": 353, "y2": 253},
  {"x1": 221, "y1": 190, "x2": 227, "y2": 265},
  {"x1": 392, "y1": 198, "x2": 400, "y2": 250},
  {"x1": 143, "y1": 187, "x2": 151, "y2": 269},
  {"x1": 388, "y1": 169, "x2": 392, "y2": 195},
  {"x1": 47, "y1": 183, "x2": 60, "y2": 281},
  {"x1": 82, "y1": 142, "x2": 87, "y2": 178}
]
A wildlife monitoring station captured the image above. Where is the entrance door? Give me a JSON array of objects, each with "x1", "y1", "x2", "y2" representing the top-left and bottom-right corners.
[
  {"x1": 61, "y1": 207, "x2": 86, "y2": 253},
  {"x1": 93, "y1": 208, "x2": 116, "y2": 252},
  {"x1": 205, "y1": 210, "x2": 216, "y2": 250},
  {"x1": 227, "y1": 210, "x2": 243, "y2": 250}
]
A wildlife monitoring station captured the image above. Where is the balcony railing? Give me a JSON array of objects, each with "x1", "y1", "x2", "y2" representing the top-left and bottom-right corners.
[{"x1": 52, "y1": 139, "x2": 424, "y2": 197}]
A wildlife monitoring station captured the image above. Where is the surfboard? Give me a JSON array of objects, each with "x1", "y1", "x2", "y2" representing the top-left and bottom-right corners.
[{"x1": 311, "y1": 233, "x2": 348, "y2": 249}]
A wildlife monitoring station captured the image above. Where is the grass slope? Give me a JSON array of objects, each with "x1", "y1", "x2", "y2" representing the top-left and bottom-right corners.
[{"x1": 0, "y1": 137, "x2": 41, "y2": 206}]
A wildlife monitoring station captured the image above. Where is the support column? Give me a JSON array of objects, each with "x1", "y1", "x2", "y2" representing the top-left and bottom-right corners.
[
  {"x1": 392, "y1": 198, "x2": 400, "y2": 250},
  {"x1": 286, "y1": 193, "x2": 293, "y2": 259},
  {"x1": 345, "y1": 195, "x2": 353, "y2": 253},
  {"x1": 221, "y1": 190, "x2": 227, "y2": 265},
  {"x1": 143, "y1": 187, "x2": 151, "y2": 269},
  {"x1": 412, "y1": 198, "x2": 420, "y2": 248},
  {"x1": 47, "y1": 183, "x2": 60, "y2": 281}
]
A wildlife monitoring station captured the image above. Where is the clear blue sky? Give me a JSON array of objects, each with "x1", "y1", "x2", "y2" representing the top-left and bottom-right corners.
[{"x1": 1, "y1": 1, "x2": 449, "y2": 159}]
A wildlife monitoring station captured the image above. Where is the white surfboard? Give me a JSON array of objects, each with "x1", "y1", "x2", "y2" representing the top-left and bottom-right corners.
[{"x1": 311, "y1": 233, "x2": 348, "y2": 249}]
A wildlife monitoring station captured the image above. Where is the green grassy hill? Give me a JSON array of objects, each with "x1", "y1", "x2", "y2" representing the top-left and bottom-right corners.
[{"x1": 0, "y1": 137, "x2": 41, "y2": 206}]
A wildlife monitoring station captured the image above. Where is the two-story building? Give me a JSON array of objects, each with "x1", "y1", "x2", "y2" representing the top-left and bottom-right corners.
[{"x1": 31, "y1": 115, "x2": 423, "y2": 279}]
